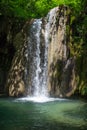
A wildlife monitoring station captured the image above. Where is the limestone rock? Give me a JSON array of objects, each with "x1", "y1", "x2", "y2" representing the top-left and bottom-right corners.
[{"x1": 47, "y1": 6, "x2": 76, "y2": 97}]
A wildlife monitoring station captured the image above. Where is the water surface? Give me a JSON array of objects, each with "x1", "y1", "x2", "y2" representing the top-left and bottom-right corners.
[{"x1": 0, "y1": 98, "x2": 87, "y2": 130}]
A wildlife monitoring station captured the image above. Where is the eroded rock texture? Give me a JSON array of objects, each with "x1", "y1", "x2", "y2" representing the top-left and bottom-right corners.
[
  {"x1": 6, "y1": 6, "x2": 76, "y2": 97},
  {"x1": 47, "y1": 6, "x2": 76, "y2": 97}
]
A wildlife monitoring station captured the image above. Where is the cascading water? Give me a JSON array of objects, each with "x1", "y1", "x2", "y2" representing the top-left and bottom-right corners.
[
  {"x1": 25, "y1": 18, "x2": 49, "y2": 98},
  {"x1": 12, "y1": 6, "x2": 70, "y2": 103},
  {"x1": 6, "y1": 5, "x2": 77, "y2": 102},
  {"x1": 24, "y1": 8, "x2": 60, "y2": 101},
  {"x1": 32, "y1": 19, "x2": 42, "y2": 96}
]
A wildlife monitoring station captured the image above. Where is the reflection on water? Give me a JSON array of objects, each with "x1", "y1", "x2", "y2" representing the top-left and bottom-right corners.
[{"x1": 0, "y1": 98, "x2": 87, "y2": 130}]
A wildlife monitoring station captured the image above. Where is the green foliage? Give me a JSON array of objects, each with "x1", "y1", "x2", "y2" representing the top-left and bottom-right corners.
[
  {"x1": 0, "y1": 0, "x2": 82, "y2": 19},
  {"x1": 68, "y1": 0, "x2": 87, "y2": 96}
]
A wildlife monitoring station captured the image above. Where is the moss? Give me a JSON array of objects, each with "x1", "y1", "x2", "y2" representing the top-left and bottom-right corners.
[
  {"x1": 56, "y1": 61, "x2": 63, "y2": 81},
  {"x1": 79, "y1": 81, "x2": 87, "y2": 96},
  {"x1": 66, "y1": 6, "x2": 87, "y2": 97},
  {"x1": 13, "y1": 32, "x2": 24, "y2": 51},
  {"x1": 70, "y1": 15, "x2": 76, "y2": 25}
]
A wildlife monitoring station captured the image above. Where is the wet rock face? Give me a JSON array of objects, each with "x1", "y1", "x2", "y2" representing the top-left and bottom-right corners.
[
  {"x1": 7, "y1": 60, "x2": 25, "y2": 97},
  {"x1": 47, "y1": 6, "x2": 76, "y2": 97},
  {"x1": 5, "y1": 30, "x2": 27, "y2": 97},
  {"x1": 5, "y1": 19, "x2": 43, "y2": 97},
  {"x1": 60, "y1": 58, "x2": 76, "y2": 97}
]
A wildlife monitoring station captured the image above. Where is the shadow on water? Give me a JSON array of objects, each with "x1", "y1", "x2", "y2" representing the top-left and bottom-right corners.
[{"x1": 0, "y1": 98, "x2": 87, "y2": 130}]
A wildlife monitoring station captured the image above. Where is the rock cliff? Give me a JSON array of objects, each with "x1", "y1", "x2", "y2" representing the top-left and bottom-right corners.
[{"x1": 5, "y1": 6, "x2": 80, "y2": 97}]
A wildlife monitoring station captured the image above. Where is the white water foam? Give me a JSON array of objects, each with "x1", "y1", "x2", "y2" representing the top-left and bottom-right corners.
[{"x1": 15, "y1": 96, "x2": 66, "y2": 103}]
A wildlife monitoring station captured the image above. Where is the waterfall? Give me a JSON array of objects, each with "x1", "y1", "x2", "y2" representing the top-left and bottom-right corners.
[
  {"x1": 25, "y1": 18, "x2": 49, "y2": 97},
  {"x1": 7, "y1": 6, "x2": 73, "y2": 100},
  {"x1": 32, "y1": 19, "x2": 42, "y2": 96},
  {"x1": 25, "y1": 7, "x2": 60, "y2": 98}
]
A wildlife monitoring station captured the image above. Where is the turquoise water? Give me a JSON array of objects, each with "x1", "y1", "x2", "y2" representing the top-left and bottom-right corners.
[{"x1": 0, "y1": 98, "x2": 87, "y2": 130}]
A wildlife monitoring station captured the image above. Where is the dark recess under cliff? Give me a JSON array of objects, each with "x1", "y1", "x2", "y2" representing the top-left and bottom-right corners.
[{"x1": 0, "y1": 16, "x2": 25, "y2": 95}]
